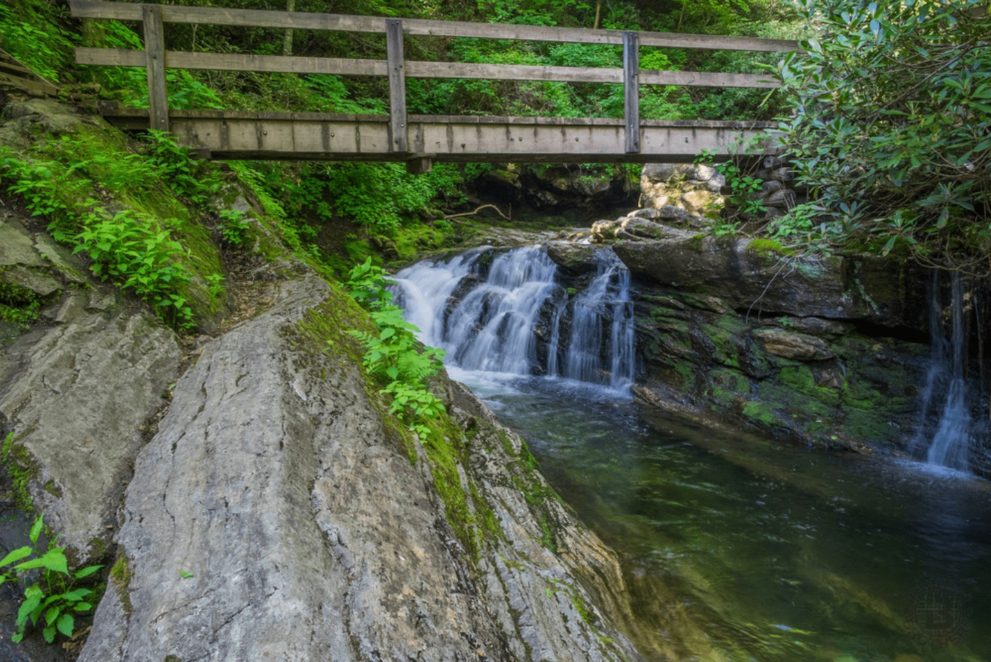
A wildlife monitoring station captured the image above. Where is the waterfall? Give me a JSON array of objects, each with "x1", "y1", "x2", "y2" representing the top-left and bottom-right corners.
[
  {"x1": 393, "y1": 245, "x2": 635, "y2": 391},
  {"x1": 925, "y1": 273, "x2": 972, "y2": 471},
  {"x1": 912, "y1": 272, "x2": 975, "y2": 473},
  {"x1": 561, "y1": 250, "x2": 635, "y2": 389}
]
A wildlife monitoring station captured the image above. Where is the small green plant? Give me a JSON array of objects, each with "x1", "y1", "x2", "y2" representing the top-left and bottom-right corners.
[
  {"x1": 767, "y1": 202, "x2": 819, "y2": 244},
  {"x1": 0, "y1": 516, "x2": 101, "y2": 644},
  {"x1": 0, "y1": 148, "x2": 198, "y2": 330},
  {"x1": 74, "y1": 209, "x2": 194, "y2": 328},
  {"x1": 217, "y1": 209, "x2": 252, "y2": 246},
  {"x1": 143, "y1": 131, "x2": 221, "y2": 206},
  {"x1": 715, "y1": 160, "x2": 766, "y2": 218},
  {"x1": 206, "y1": 273, "x2": 225, "y2": 300},
  {"x1": 344, "y1": 259, "x2": 446, "y2": 439}
]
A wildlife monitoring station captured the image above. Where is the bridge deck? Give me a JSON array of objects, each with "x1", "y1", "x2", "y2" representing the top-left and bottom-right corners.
[{"x1": 101, "y1": 108, "x2": 776, "y2": 163}]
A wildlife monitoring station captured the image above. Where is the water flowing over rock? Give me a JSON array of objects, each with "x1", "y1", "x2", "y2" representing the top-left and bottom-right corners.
[
  {"x1": 2, "y1": 202, "x2": 642, "y2": 658},
  {"x1": 911, "y1": 272, "x2": 990, "y2": 474},
  {"x1": 394, "y1": 245, "x2": 635, "y2": 390}
]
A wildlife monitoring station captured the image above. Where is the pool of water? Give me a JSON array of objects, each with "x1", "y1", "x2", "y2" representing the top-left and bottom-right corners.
[{"x1": 456, "y1": 369, "x2": 991, "y2": 661}]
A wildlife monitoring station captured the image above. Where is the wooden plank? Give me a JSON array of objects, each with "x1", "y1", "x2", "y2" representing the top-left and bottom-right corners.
[
  {"x1": 69, "y1": 0, "x2": 798, "y2": 52},
  {"x1": 97, "y1": 107, "x2": 776, "y2": 130},
  {"x1": 623, "y1": 32, "x2": 639, "y2": 154},
  {"x1": 142, "y1": 5, "x2": 169, "y2": 131},
  {"x1": 386, "y1": 19, "x2": 407, "y2": 152},
  {"x1": 152, "y1": 114, "x2": 778, "y2": 161},
  {"x1": 407, "y1": 60, "x2": 621, "y2": 84},
  {"x1": 640, "y1": 70, "x2": 777, "y2": 88},
  {"x1": 76, "y1": 47, "x2": 778, "y2": 88}
]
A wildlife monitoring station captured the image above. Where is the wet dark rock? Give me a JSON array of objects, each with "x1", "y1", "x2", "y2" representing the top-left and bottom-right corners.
[
  {"x1": 546, "y1": 241, "x2": 598, "y2": 274},
  {"x1": 517, "y1": 165, "x2": 635, "y2": 212},
  {"x1": 613, "y1": 234, "x2": 928, "y2": 331}
]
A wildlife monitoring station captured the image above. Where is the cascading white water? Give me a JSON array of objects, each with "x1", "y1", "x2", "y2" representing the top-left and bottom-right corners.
[
  {"x1": 561, "y1": 250, "x2": 635, "y2": 389},
  {"x1": 925, "y1": 273, "x2": 972, "y2": 471},
  {"x1": 392, "y1": 245, "x2": 635, "y2": 391}
]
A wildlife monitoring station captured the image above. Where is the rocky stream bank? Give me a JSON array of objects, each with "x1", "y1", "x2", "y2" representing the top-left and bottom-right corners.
[{"x1": 544, "y1": 163, "x2": 931, "y2": 455}]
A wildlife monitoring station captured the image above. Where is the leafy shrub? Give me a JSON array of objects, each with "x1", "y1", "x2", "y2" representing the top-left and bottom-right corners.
[
  {"x1": 774, "y1": 0, "x2": 991, "y2": 269},
  {"x1": 0, "y1": 146, "x2": 197, "y2": 329},
  {"x1": 345, "y1": 259, "x2": 445, "y2": 439},
  {"x1": 0, "y1": 1, "x2": 75, "y2": 82},
  {"x1": 74, "y1": 210, "x2": 194, "y2": 328},
  {"x1": 143, "y1": 131, "x2": 222, "y2": 205},
  {"x1": 218, "y1": 209, "x2": 252, "y2": 246},
  {"x1": 0, "y1": 516, "x2": 101, "y2": 645}
]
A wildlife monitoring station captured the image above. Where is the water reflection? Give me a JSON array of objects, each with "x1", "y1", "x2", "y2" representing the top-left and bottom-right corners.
[{"x1": 454, "y1": 370, "x2": 991, "y2": 661}]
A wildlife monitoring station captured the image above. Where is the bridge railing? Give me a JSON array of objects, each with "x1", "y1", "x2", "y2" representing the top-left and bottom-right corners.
[{"x1": 69, "y1": 0, "x2": 796, "y2": 162}]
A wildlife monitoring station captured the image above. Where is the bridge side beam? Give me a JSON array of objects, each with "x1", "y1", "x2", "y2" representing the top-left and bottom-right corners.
[
  {"x1": 385, "y1": 18, "x2": 408, "y2": 153},
  {"x1": 623, "y1": 31, "x2": 639, "y2": 154}
]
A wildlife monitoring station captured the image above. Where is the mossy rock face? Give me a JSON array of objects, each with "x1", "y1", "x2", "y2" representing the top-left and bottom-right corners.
[
  {"x1": 0, "y1": 218, "x2": 183, "y2": 562},
  {"x1": 635, "y1": 281, "x2": 928, "y2": 452}
]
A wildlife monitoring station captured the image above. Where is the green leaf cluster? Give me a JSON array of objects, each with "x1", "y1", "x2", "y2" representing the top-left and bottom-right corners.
[
  {"x1": 218, "y1": 209, "x2": 253, "y2": 246},
  {"x1": 74, "y1": 210, "x2": 194, "y2": 328},
  {"x1": 773, "y1": 0, "x2": 991, "y2": 270},
  {"x1": 345, "y1": 259, "x2": 446, "y2": 439},
  {"x1": 0, "y1": 128, "x2": 229, "y2": 329},
  {"x1": 0, "y1": 516, "x2": 101, "y2": 645},
  {"x1": 0, "y1": 2, "x2": 75, "y2": 83}
]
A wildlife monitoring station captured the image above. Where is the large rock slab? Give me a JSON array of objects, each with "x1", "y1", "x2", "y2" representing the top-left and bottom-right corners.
[
  {"x1": 0, "y1": 216, "x2": 182, "y2": 562},
  {"x1": 82, "y1": 276, "x2": 638, "y2": 661},
  {"x1": 614, "y1": 234, "x2": 926, "y2": 329}
]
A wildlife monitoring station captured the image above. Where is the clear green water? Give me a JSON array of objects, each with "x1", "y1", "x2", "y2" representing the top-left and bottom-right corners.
[{"x1": 460, "y1": 372, "x2": 991, "y2": 662}]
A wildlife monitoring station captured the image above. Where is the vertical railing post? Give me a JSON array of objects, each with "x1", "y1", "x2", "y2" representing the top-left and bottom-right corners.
[
  {"x1": 385, "y1": 18, "x2": 408, "y2": 153},
  {"x1": 623, "y1": 31, "x2": 640, "y2": 154},
  {"x1": 142, "y1": 4, "x2": 169, "y2": 132}
]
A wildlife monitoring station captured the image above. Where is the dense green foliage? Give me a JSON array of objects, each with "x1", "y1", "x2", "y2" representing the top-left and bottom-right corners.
[
  {"x1": 773, "y1": 0, "x2": 991, "y2": 271},
  {"x1": 346, "y1": 259, "x2": 446, "y2": 440},
  {"x1": 0, "y1": 131, "x2": 223, "y2": 328},
  {"x1": 0, "y1": 513, "x2": 101, "y2": 645}
]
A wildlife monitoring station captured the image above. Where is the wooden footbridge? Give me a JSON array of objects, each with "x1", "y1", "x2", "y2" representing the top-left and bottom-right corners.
[{"x1": 70, "y1": 1, "x2": 796, "y2": 171}]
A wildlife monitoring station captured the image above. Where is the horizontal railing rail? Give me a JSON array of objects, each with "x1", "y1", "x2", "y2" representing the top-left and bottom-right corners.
[
  {"x1": 70, "y1": 0, "x2": 794, "y2": 163},
  {"x1": 70, "y1": 1, "x2": 798, "y2": 51}
]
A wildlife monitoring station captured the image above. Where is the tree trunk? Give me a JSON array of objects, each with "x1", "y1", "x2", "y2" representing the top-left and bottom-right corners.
[
  {"x1": 593, "y1": 0, "x2": 603, "y2": 29},
  {"x1": 283, "y1": 0, "x2": 296, "y2": 56}
]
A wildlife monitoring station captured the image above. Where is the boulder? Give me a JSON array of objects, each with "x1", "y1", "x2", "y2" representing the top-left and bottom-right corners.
[
  {"x1": 639, "y1": 163, "x2": 725, "y2": 221},
  {"x1": 474, "y1": 166, "x2": 524, "y2": 203},
  {"x1": 546, "y1": 241, "x2": 598, "y2": 274},
  {"x1": 0, "y1": 216, "x2": 183, "y2": 562},
  {"x1": 81, "y1": 276, "x2": 639, "y2": 662},
  {"x1": 612, "y1": 234, "x2": 928, "y2": 330}
]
